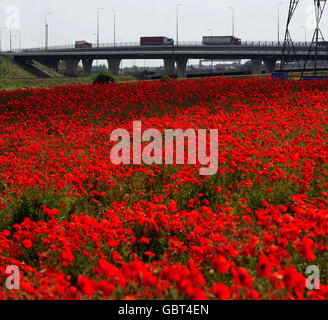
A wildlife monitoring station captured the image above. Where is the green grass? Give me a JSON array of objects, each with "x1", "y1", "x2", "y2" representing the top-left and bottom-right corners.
[
  {"x1": 32, "y1": 61, "x2": 64, "y2": 78},
  {"x1": 0, "y1": 77, "x2": 93, "y2": 90},
  {"x1": 0, "y1": 75, "x2": 138, "y2": 90},
  {"x1": 0, "y1": 56, "x2": 37, "y2": 79}
]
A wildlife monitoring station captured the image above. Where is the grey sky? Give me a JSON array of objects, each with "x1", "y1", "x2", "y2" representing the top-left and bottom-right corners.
[{"x1": 0, "y1": 0, "x2": 324, "y2": 67}]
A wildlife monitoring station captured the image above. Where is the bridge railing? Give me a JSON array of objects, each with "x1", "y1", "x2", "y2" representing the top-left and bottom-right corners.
[{"x1": 4, "y1": 40, "x2": 312, "y2": 53}]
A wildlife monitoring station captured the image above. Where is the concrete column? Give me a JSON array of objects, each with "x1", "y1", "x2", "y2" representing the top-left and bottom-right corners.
[
  {"x1": 251, "y1": 59, "x2": 262, "y2": 75},
  {"x1": 107, "y1": 59, "x2": 121, "y2": 76},
  {"x1": 175, "y1": 58, "x2": 188, "y2": 79},
  {"x1": 64, "y1": 59, "x2": 80, "y2": 77},
  {"x1": 163, "y1": 58, "x2": 175, "y2": 76},
  {"x1": 82, "y1": 58, "x2": 93, "y2": 76},
  {"x1": 263, "y1": 59, "x2": 277, "y2": 74}
]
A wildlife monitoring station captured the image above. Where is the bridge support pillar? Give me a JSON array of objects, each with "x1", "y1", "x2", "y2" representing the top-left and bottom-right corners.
[
  {"x1": 251, "y1": 59, "x2": 263, "y2": 75},
  {"x1": 263, "y1": 59, "x2": 277, "y2": 74},
  {"x1": 107, "y1": 59, "x2": 121, "y2": 76},
  {"x1": 163, "y1": 59, "x2": 175, "y2": 76},
  {"x1": 176, "y1": 58, "x2": 188, "y2": 79},
  {"x1": 82, "y1": 58, "x2": 93, "y2": 76},
  {"x1": 64, "y1": 59, "x2": 80, "y2": 77}
]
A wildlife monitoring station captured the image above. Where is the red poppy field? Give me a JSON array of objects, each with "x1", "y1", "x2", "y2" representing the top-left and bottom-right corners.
[{"x1": 0, "y1": 77, "x2": 328, "y2": 300}]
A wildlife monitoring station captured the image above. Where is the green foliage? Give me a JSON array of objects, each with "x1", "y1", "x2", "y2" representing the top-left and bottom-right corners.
[
  {"x1": 1, "y1": 187, "x2": 80, "y2": 231},
  {"x1": 161, "y1": 75, "x2": 174, "y2": 82},
  {"x1": 2, "y1": 189, "x2": 55, "y2": 231},
  {"x1": 92, "y1": 72, "x2": 116, "y2": 85},
  {"x1": 123, "y1": 66, "x2": 150, "y2": 73}
]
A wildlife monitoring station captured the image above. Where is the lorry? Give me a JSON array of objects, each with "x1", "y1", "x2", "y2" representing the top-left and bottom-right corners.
[
  {"x1": 75, "y1": 41, "x2": 92, "y2": 49},
  {"x1": 202, "y1": 36, "x2": 241, "y2": 46},
  {"x1": 140, "y1": 37, "x2": 174, "y2": 46}
]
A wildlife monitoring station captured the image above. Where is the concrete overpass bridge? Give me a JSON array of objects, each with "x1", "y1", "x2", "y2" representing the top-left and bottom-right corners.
[{"x1": 3, "y1": 41, "x2": 327, "y2": 78}]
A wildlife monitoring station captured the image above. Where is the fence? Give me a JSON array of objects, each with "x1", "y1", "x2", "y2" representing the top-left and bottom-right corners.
[{"x1": 3, "y1": 40, "x2": 313, "y2": 54}]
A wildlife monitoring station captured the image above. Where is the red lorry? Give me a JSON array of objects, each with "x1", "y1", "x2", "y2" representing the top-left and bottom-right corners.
[
  {"x1": 140, "y1": 37, "x2": 174, "y2": 46},
  {"x1": 75, "y1": 41, "x2": 92, "y2": 49}
]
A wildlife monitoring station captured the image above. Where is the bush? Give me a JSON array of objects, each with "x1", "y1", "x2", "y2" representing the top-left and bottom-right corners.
[
  {"x1": 93, "y1": 73, "x2": 116, "y2": 84},
  {"x1": 161, "y1": 75, "x2": 174, "y2": 82}
]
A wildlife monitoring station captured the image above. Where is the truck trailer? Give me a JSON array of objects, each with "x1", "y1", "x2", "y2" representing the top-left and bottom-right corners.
[
  {"x1": 75, "y1": 41, "x2": 92, "y2": 49},
  {"x1": 202, "y1": 36, "x2": 241, "y2": 46},
  {"x1": 140, "y1": 37, "x2": 174, "y2": 46}
]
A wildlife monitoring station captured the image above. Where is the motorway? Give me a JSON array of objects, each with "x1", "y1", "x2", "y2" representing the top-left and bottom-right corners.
[{"x1": 3, "y1": 41, "x2": 328, "y2": 77}]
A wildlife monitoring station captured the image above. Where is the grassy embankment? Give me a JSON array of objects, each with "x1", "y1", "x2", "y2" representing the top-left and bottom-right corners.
[{"x1": 0, "y1": 55, "x2": 138, "y2": 90}]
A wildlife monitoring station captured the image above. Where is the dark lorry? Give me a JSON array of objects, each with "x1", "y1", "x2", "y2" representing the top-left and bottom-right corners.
[{"x1": 140, "y1": 37, "x2": 174, "y2": 46}]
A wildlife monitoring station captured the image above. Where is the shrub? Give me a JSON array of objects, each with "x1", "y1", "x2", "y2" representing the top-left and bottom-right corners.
[
  {"x1": 93, "y1": 73, "x2": 116, "y2": 84},
  {"x1": 161, "y1": 75, "x2": 174, "y2": 82}
]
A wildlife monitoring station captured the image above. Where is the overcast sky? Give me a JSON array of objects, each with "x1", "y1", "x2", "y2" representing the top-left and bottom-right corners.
[{"x1": 0, "y1": 0, "x2": 325, "y2": 67}]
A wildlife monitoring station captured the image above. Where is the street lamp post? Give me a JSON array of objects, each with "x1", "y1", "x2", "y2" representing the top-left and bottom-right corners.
[
  {"x1": 277, "y1": 2, "x2": 283, "y2": 44},
  {"x1": 229, "y1": 7, "x2": 235, "y2": 37},
  {"x1": 176, "y1": 3, "x2": 182, "y2": 46},
  {"x1": 9, "y1": 24, "x2": 12, "y2": 52},
  {"x1": 10, "y1": 33, "x2": 16, "y2": 52},
  {"x1": 97, "y1": 8, "x2": 104, "y2": 48},
  {"x1": 112, "y1": 9, "x2": 116, "y2": 46},
  {"x1": 45, "y1": 11, "x2": 52, "y2": 50}
]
